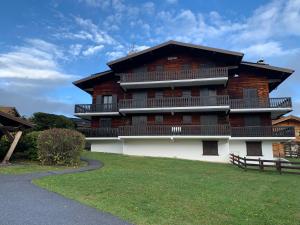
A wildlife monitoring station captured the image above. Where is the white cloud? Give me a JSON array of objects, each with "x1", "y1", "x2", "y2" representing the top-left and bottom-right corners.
[
  {"x1": 241, "y1": 42, "x2": 300, "y2": 59},
  {"x1": 69, "y1": 44, "x2": 83, "y2": 56},
  {"x1": 82, "y1": 45, "x2": 104, "y2": 56},
  {"x1": 0, "y1": 39, "x2": 76, "y2": 80},
  {"x1": 106, "y1": 50, "x2": 125, "y2": 60}
]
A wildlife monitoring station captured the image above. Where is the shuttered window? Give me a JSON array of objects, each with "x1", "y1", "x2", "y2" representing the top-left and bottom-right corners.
[
  {"x1": 132, "y1": 116, "x2": 147, "y2": 125},
  {"x1": 182, "y1": 90, "x2": 191, "y2": 97},
  {"x1": 203, "y1": 141, "x2": 218, "y2": 155},
  {"x1": 201, "y1": 115, "x2": 218, "y2": 125},
  {"x1": 181, "y1": 64, "x2": 191, "y2": 71},
  {"x1": 155, "y1": 115, "x2": 163, "y2": 124},
  {"x1": 155, "y1": 91, "x2": 164, "y2": 99},
  {"x1": 183, "y1": 115, "x2": 192, "y2": 124},
  {"x1": 244, "y1": 115, "x2": 260, "y2": 126},
  {"x1": 100, "y1": 118, "x2": 112, "y2": 128},
  {"x1": 156, "y1": 65, "x2": 164, "y2": 71},
  {"x1": 246, "y1": 142, "x2": 262, "y2": 156}
]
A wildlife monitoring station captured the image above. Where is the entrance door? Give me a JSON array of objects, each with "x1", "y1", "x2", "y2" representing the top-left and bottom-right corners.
[
  {"x1": 200, "y1": 88, "x2": 217, "y2": 105},
  {"x1": 243, "y1": 88, "x2": 258, "y2": 108}
]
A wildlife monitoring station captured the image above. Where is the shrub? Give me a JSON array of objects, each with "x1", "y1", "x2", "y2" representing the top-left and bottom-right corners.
[
  {"x1": 37, "y1": 128, "x2": 85, "y2": 166},
  {"x1": 0, "y1": 131, "x2": 40, "y2": 160}
]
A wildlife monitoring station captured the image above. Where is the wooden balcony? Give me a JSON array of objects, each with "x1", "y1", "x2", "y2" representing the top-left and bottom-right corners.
[
  {"x1": 78, "y1": 125, "x2": 231, "y2": 137},
  {"x1": 74, "y1": 103, "x2": 119, "y2": 117},
  {"x1": 231, "y1": 126, "x2": 295, "y2": 138},
  {"x1": 230, "y1": 97, "x2": 292, "y2": 119},
  {"x1": 78, "y1": 126, "x2": 295, "y2": 138},
  {"x1": 78, "y1": 127, "x2": 119, "y2": 137},
  {"x1": 118, "y1": 67, "x2": 229, "y2": 89},
  {"x1": 119, "y1": 125, "x2": 231, "y2": 137},
  {"x1": 119, "y1": 96, "x2": 230, "y2": 113}
]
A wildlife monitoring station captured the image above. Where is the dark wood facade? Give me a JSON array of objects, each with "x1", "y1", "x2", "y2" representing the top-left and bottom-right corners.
[{"x1": 74, "y1": 41, "x2": 294, "y2": 137}]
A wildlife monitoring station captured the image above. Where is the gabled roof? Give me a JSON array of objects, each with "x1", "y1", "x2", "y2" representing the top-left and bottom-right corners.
[
  {"x1": 107, "y1": 40, "x2": 244, "y2": 71},
  {"x1": 0, "y1": 111, "x2": 34, "y2": 128},
  {"x1": 272, "y1": 115, "x2": 300, "y2": 125}
]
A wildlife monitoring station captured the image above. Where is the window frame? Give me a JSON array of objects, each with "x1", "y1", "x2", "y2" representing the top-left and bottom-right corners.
[
  {"x1": 246, "y1": 141, "x2": 263, "y2": 156},
  {"x1": 203, "y1": 141, "x2": 219, "y2": 156}
]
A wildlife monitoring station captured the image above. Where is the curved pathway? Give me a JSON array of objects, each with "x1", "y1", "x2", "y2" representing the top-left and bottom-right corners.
[{"x1": 0, "y1": 158, "x2": 132, "y2": 225}]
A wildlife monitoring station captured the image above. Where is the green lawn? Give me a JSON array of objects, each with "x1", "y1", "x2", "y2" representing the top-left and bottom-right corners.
[
  {"x1": 0, "y1": 160, "x2": 86, "y2": 175},
  {"x1": 34, "y1": 152, "x2": 300, "y2": 225}
]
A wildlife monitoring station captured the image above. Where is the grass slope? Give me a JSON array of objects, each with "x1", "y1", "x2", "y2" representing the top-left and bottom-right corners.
[{"x1": 34, "y1": 152, "x2": 300, "y2": 225}]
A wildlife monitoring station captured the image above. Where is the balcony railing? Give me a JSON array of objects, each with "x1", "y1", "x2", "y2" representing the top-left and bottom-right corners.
[
  {"x1": 75, "y1": 103, "x2": 118, "y2": 113},
  {"x1": 79, "y1": 126, "x2": 295, "y2": 138},
  {"x1": 119, "y1": 96, "x2": 229, "y2": 109},
  {"x1": 78, "y1": 128, "x2": 119, "y2": 137},
  {"x1": 118, "y1": 67, "x2": 229, "y2": 83},
  {"x1": 231, "y1": 126, "x2": 295, "y2": 137},
  {"x1": 230, "y1": 97, "x2": 292, "y2": 109},
  {"x1": 119, "y1": 125, "x2": 230, "y2": 136}
]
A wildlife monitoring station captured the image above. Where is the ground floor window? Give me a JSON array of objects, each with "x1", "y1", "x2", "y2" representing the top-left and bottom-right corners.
[
  {"x1": 203, "y1": 141, "x2": 218, "y2": 155},
  {"x1": 246, "y1": 141, "x2": 262, "y2": 156}
]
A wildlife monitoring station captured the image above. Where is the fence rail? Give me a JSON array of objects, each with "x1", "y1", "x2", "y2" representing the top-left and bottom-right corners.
[
  {"x1": 75, "y1": 103, "x2": 118, "y2": 113},
  {"x1": 230, "y1": 154, "x2": 300, "y2": 175},
  {"x1": 118, "y1": 67, "x2": 229, "y2": 83},
  {"x1": 230, "y1": 97, "x2": 292, "y2": 109},
  {"x1": 231, "y1": 126, "x2": 295, "y2": 137},
  {"x1": 119, "y1": 95, "x2": 229, "y2": 109},
  {"x1": 78, "y1": 128, "x2": 119, "y2": 137}
]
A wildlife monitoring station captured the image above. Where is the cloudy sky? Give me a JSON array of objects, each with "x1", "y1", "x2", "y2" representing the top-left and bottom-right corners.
[{"x1": 0, "y1": 0, "x2": 299, "y2": 117}]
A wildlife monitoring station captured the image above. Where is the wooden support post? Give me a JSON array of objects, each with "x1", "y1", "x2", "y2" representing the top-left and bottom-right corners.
[
  {"x1": 244, "y1": 157, "x2": 247, "y2": 171},
  {"x1": 259, "y1": 158, "x2": 264, "y2": 172},
  {"x1": 1, "y1": 131, "x2": 22, "y2": 165}
]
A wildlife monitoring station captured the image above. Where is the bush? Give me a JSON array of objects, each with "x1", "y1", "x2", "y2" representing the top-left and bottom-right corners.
[
  {"x1": 37, "y1": 128, "x2": 85, "y2": 166},
  {"x1": 0, "y1": 131, "x2": 40, "y2": 160}
]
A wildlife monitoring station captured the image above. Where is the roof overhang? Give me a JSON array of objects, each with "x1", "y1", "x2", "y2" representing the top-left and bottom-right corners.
[
  {"x1": 0, "y1": 111, "x2": 34, "y2": 128},
  {"x1": 72, "y1": 70, "x2": 114, "y2": 93},
  {"x1": 240, "y1": 62, "x2": 294, "y2": 92},
  {"x1": 107, "y1": 40, "x2": 244, "y2": 71}
]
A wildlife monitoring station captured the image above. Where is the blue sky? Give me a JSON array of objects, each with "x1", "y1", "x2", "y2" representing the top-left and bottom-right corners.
[{"x1": 0, "y1": 0, "x2": 299, "y2": 117}]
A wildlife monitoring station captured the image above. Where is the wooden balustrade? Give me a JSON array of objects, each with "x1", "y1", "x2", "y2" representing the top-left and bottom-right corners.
[
  {"x1": 230, "y1": 97, "x2": 292, "y2": 109},
  {"x1": 119, "y1": 96, "x2": 229, "y2": 109},
  {"x1": 118, "y1": 67, "x2": 229, "y2": 83},
  {"x1": 75, "y1": 103, "x2": 118, "y2": 113}
]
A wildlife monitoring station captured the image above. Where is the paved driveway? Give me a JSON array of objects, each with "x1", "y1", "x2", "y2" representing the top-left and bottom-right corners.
[{"x1": 0, "y1": 159, "x2": 132, "y2": 225}]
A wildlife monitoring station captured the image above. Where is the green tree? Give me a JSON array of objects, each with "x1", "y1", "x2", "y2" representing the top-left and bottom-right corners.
[{"x1": 30, "y1": 112, "x2": 75, "y2": 131}]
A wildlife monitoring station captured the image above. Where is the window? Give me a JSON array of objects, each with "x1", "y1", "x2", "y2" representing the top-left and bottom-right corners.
[
  {"x1": 244, "y1": 115, "x2": 260, "y2": 126},
  {"x1": 132, "y1": 116, "x2": 147, "y2": 125},
  {"x1": 203, "y1": 141, "x2": 218, "y2": 155},
  {"x1": 182, "y1": 90, "x2": 191, "y2": 98},
  {"x1": 200, "y1": 88, "x2": 216, "y2": 96},
  {"x1": 155, "y1": 90, "x2": 164, "y2": 99},
  {"x1": 103, "y1": 95, "x2": 113, "y2": 104},
  {"x1": 183, "y1": 115, "x2": 192, "y2": 124},
  {"x1": 246, "y1": 142, "x2": 262, "y2": 156},
  {"x1": 100, "y1": 118, "x2": 111, "y2": 128},
  {"x1": 155, "y1": 115, "x2": 163, "y2": 124},
  {"x1": 156, "y1": 65, "x2": 164, "y2": 71},
  {"x1": 133, "y1": 66, "x2": 147, "y2": 73},
  {"x1": 201, "y1": 115, "x2": 218, "y2": 125},
  {"x1": 181, "y1": 64, "x2": 191, "y2": 71}
]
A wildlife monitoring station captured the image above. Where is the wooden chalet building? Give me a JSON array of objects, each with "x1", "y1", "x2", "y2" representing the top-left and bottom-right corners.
[{"x1": 73, "y1": 40, "x2": 295, "y2": 162}]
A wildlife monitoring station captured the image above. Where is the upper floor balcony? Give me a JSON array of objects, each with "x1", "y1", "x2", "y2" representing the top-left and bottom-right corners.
[
  {"x1": 117, "y1": 67, "x2": 229, "y2": 89},
  {"x1": 74, "y1": 103, "x2": 119, "y2": 118},
  {"x1": 118, "y1": 95, "x2": 230, "y2": 114},
  {"x1": 230, "y1": 97, "x2": 292, "y2": 118}
]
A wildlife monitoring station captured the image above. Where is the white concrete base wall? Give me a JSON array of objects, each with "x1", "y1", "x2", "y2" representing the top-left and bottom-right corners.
[
  {"x1": 229, "y1": 140, "x2": 274, "y2": 160},
  {"x1": 90, "y1": 140, "x2": 123, "y2": 154},
  {"x1": 89, "y1": 138, "x2": 275, "y2": 163}
]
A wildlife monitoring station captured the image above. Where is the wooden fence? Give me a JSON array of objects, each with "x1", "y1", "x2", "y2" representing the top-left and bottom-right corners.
[{"x1": 230, "y1": 154, "x2": 300, "y2": 175}]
